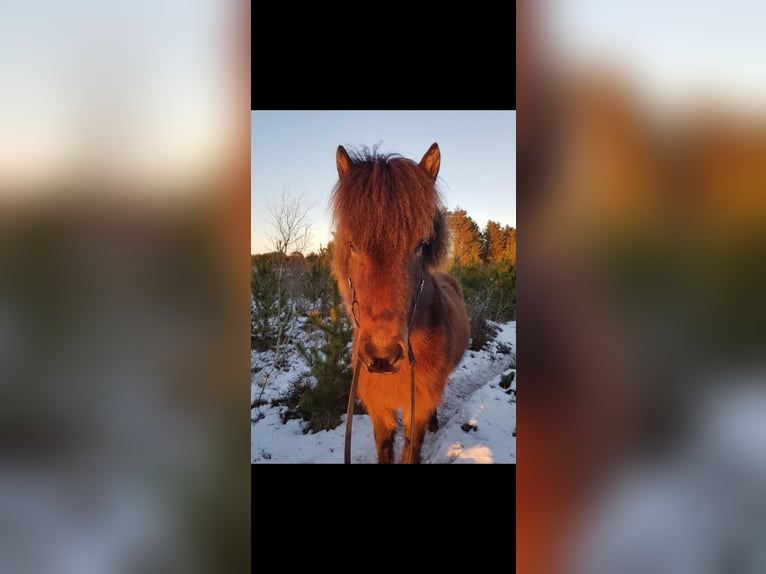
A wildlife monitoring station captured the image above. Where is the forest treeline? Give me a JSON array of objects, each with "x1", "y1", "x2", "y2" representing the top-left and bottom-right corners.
[{"x1": 251, "y1": 207, "x2": 515, "y2": 431}]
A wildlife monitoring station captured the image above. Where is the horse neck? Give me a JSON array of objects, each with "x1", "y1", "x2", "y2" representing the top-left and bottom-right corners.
[{"x1": 409, "y1": 269, "x2": 438, "y2": 331}]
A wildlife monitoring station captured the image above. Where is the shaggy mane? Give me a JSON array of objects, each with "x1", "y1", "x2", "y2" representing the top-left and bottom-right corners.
[{"x1": 332, "y1": 147, "x2": 449, "y2": 267}]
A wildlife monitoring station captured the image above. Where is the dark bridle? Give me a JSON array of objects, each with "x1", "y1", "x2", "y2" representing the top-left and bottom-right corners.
[{"x1": 344, "y1": 245, "x2": 426, "y2": 464}]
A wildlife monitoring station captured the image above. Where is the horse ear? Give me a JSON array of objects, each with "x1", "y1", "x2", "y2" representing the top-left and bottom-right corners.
[
  {"x1": 336, "y1": 145, "x2": 351, "y2": 177},
  {"x1": 419, "y1": 142, "x2": 441, "y2": 181}
]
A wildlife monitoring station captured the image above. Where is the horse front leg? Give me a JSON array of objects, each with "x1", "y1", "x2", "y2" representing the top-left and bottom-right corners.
[
  {"x1": 370, "y1": 412, "x2": 396, "y2": 464},
  {"x1": 401, "y1": 415, "x2": 430, "y2": 464}
]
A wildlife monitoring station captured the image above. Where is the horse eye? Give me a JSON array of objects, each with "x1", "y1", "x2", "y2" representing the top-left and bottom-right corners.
[
  {"x1": 347, "y1": 241, "x2": 356, "y2": 252},
  {"x1": 414, "y1": 241, "x2": 426, "y2": 253}
]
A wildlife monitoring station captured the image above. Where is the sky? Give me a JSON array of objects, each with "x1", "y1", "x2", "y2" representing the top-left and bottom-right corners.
[
  {"x1": 251, "y1": 111, "x2": 516, "y2": 255},
  {"x1": 251, "y1": 321, "x2": 516, "y2": 463}
]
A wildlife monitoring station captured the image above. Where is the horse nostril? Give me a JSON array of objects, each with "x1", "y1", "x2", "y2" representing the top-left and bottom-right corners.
[
  {"x1": 391, "y1": 343, "x2": 403, "y2": 364},
  {"x1": 370, "y1": 358, "x2": 393, "y2": 372},
  {"x1": 363, "y1": 340, "x2": 405, "y2": 374}
]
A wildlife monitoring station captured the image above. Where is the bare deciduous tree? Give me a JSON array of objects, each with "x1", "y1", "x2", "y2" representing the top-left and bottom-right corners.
[
  {"x1": 266, "y1": 187, "x2": 317, "y2": 257},
  {"x1": 252, "y1": 188, "x2": 317, "y2": 414}
]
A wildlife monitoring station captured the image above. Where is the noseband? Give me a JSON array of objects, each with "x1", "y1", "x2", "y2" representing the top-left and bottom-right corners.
[{"x1": 344, "y1": 259, "x2": 425, "y2": 463}]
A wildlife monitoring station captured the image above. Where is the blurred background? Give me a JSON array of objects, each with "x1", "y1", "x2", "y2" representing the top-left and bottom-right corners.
[
  {"x1": 518, "y1": 1, "x2": 766, "y2": 573},
  {"x1": 0, "y1": 1, "x2": 249, "y2": 572}
]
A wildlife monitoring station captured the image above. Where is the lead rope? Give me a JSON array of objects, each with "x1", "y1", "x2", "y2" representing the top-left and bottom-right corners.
[
  {"x1": 344, "y1": 359, "x2": 362, "y2": 464},
  {"x1": 345, "y1": 277, "x2": 361, "y2": 464},
  {"x1": 405, "y1": 266, "x2": 424, "y2": 464},
  {"x1": 405, "y1": 338, "x2": 416, "y2": 464},
  {"x1": 344, "y1": 264, "x2": 424, "y2": 464}
]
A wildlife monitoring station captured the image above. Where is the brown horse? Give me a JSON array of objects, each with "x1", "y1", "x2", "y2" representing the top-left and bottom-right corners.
[{"x1": 331, "y1": 143, "x2": 470, "y2": 463}]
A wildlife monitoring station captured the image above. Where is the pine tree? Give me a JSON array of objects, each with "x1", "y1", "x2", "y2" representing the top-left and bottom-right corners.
[
  {"x1": 300, "y1": 243, "x2": 334, "y2": 319},
  {"x1": 295, "y1": 268, "x2": 354, "y2": 432},
  {"x1": 483, "y1": 220, "x2": 507, "y2": 265},
  {"x1": 502, "y1": 225, "x2": 516, "y2": 267},
  {"x1": 251, "y1": 258, "x2": 293, "y2": 353},
  {"x1": 447, "y1": 207, "x2": 483, "y2": 267}
]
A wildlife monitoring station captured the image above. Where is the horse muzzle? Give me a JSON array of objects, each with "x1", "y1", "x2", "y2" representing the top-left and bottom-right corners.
[{"x1": 359, "y1": 339, "x2": 405, "y2": 374}]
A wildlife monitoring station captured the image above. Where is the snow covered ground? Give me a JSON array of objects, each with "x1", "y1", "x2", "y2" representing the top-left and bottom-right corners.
[{"x1": 251, "y1": 321, "x2": 516, "y2": 464}]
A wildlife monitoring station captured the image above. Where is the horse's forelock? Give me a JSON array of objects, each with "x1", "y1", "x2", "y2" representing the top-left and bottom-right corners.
[{"x1": 332, "y1": 152, "x2": 447, "y2": 264}]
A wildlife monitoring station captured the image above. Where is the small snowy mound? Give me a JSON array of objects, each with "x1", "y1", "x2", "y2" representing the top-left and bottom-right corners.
[{"x1": 426, "y1": 368, "x2": 516, "y2": 464}]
